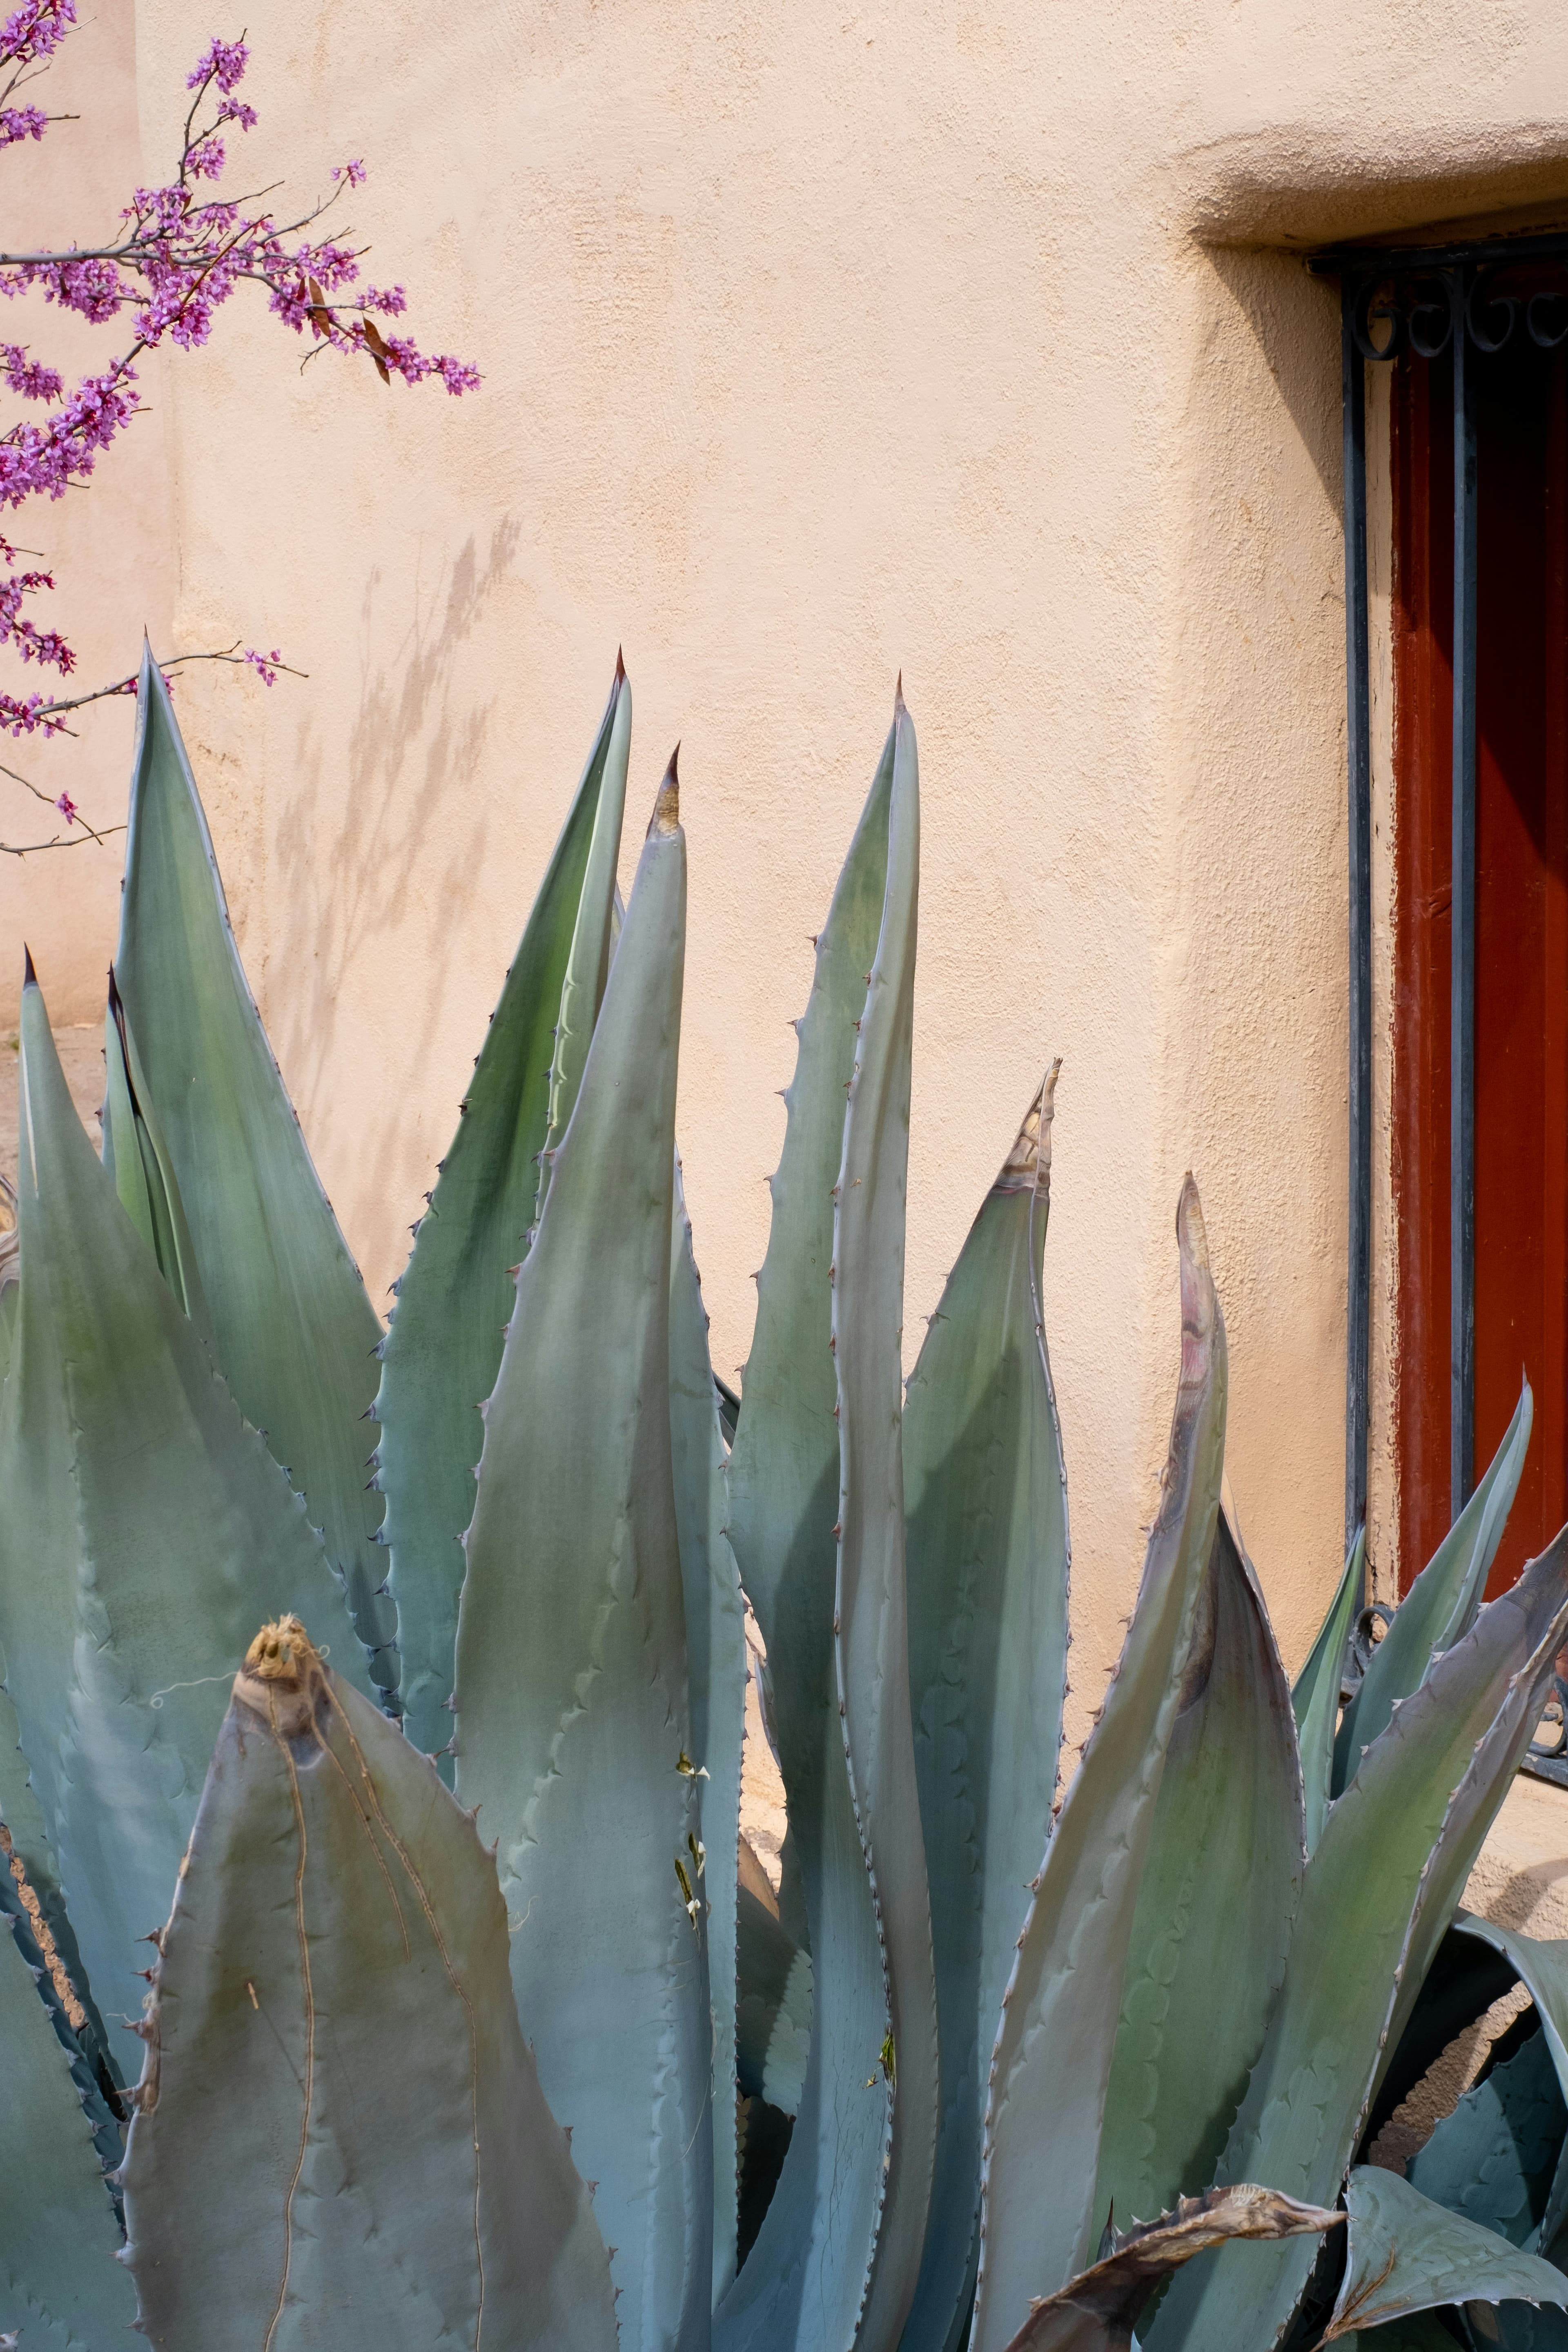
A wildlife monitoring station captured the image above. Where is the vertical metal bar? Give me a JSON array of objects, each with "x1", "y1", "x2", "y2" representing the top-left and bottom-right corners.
[
  {"x1": 1343, "y1": 285, "x2": 1373, "y2": 1560},
  {"x1": 1451, "y1": 268, "x2": 1479, "y2": 1515}
]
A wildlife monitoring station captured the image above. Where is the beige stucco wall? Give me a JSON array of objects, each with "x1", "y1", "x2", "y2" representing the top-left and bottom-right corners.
[{"x1": 10, "y1": 0, "x2": 1568, "y2": 1716}]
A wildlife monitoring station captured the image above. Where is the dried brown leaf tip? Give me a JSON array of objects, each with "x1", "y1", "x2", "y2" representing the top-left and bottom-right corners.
[
  {"x1": 234, "y1": 1615, "x2": 329, "y2": 1735},
  {"x1": 994, "y1": 1061, "x2": 1062, "y2": 1196},
  {"x1": 650, "y1": 746, "x2": 680, "y2": 838}
]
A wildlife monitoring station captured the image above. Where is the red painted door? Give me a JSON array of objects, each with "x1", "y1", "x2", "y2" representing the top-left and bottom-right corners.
[{"x1": 1390, "y1": 333, "x2": 1568, "y2": 1598}]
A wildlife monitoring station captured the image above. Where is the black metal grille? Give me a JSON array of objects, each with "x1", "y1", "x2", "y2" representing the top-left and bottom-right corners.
[{"x1": 1312, "y1": 226, "x2": 1568, "y2": 1608}]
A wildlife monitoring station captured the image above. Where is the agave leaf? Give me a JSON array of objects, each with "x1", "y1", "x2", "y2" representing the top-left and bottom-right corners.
[
  {"x1": 455, "y1": 764, "x2": 712, "y2": 2352},
  {"x1": 1334, "y1": 1386, "x2": 1532, "y2": 1795},
  {"x1": 1407, "y1": 2022, "x2": 1565, "y2": 2247},
  {"x1": 1147, "y1": 1528, "x2": 1568, "y2": 2352},
  {"x1": 121, "y1": 1620, "x2": 617, "y2": 2351},
  {"x1": 114, "y1": 650, "x2": 397, "y2": 1702},
  {"x1": 532, "y1": 666, "x2": 631, "y2": 1230},
  {"x1": 0, "y1": 1673, "x2": 125, "y2": 2158},
  {"x1": 1364, "y1": 1926, "x2": 1520, "y2": 2151},
  {"x1": 1096, "y1": 1508, "x2": 1304, "y2": 2232},
  {"x1": 1296, "y1": 1528, "x2": 1365, "y2": 1854},
  {"x1": 827, "y1": 689, "x2": 939, "y2": 2352},
  {"x1": 376, "y1": 662, "x2": 632, "y2": 1764},
  {"x1": 0, "y1": 1905, "x2": 134, "y2": 2352},
  {"x1": 970, "y1": 1179, "x2": 1227, "y2": 2352},
  {"x1": 1467, "y1": 2306, "x2": 1568, "y2": 2348},
  {"x1": 1450, "y1": 1914, "x2": 1568, "y2": 2251},
  {"x1": 100, "y1": 970, "x2": 213, "y2": 1348},
  {"x1": 735, "y1": 1880, "x2": 813, "y2": 2116},
  {"x1": 0, "y1": 973, "x2": 375, "y2": 2079},
  {"x1": 900, "y1": 1067, "x2": 1071, "y2": 2352},
  {"x1": 671, "y1": 1155, "x2": 749, "y2": 2302},
  {"x1": 996, "y1": 2187, "x2": 1338, "y2": 2352},
  {"x1": 1323, "y1": 2168, "x2": 1568, "y2": 2340},
  {"x1": 717, "y1": 722, "x2": 897, "y2": 2352}
]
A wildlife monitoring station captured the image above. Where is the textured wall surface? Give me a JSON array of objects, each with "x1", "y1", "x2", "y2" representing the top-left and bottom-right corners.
[{"x1": 9, "y1": 0, "x2": 1568, "y2": 1720}]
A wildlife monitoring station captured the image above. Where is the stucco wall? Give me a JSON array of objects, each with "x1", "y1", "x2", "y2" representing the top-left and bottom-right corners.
[{"x1": 11, "y1": 0, "x2": 1568, "y2": 1715}]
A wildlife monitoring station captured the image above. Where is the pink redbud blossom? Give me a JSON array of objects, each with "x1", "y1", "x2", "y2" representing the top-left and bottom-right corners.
[
  {"x1": 53, "y1": 788, "x2": 74, "y2": 822},
  {"x1": 186, "y1": 35, "x2": 247, "y2": 92},
  {"x1": 0, "y1": 0, "x2": 75, "y2": 71}
]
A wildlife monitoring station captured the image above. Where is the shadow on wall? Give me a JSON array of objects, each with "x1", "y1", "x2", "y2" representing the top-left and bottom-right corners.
[
  {"x1": 1203, "y1": 243, "x2": 1343, "y2": 514},
  {"x1": 267, "y1": 517, "x2": 523, "y2": 1294}
]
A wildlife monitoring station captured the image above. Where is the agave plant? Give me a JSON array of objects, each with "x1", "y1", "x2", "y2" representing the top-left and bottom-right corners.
[{"x1": 4, "y1": 652, "x2": 1568, "y2": 2352}]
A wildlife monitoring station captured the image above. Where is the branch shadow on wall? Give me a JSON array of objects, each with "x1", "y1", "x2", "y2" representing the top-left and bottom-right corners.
[{"x1": 268, "y1": 517, "x2": 522, "y2": 1304}]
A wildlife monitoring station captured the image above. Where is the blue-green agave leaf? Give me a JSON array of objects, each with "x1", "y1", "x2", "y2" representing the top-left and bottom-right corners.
[
  {"x1": 995, "y1": 2186, "x2": 1337, "y2": 2352},
  {"x1": 1096, "y1": 1508, "x2": 1304, "y2": 2233},
  {"x1": 0, "y1": 1674, "x2": 125, "y2": 2162},
  {"x1": 735, "y1": 1880, "x2": 813, "y2": 2116},
  {"x1": 828, "y1": 689, "x2": 939, "y2": 2352},
  {"x1": 1365, "y1": 1926, "x2": 1520, "y2": 2151},
  {"x1": 1450, "y1": 1913, "x2": 1568, "y2": 2252},
  {"x1": 971, "y1": 1178, "x2": 1227, "y2": 2352},
  {"x1": 121, "y1": 1620, "x2": 617, "y2": 2352},
  {"x1": 100, "y1": 970, "x2": 212, "y2": 1349},
  {"x1": 0, "y1": 973, "x2": 376, "y2": 2079},
  {"x1": 671, "y1": 1154, "x2": 749, "y2": 2302},
  {"x1": 901, "y1": 1067, "x2": 1071, "y2": 2352},
  {"x1": 114, "y1": 649, "x2": 397, "y2": 1702},
  {"x1": 455, "y1": 763, "x2": 712, "y2": 2352},
  {"x1": 1408, "y1": 2022, "x2": 1564, "y2": 2247},
  {"x1": 717, "y1": 720, "x2": 896, "y2": 2352},
  {"x1": 376, "y1": 661, "x2": 632, "y2": 1764},
  {"x1": 1148, "y1": 1527, "x2": 1568, "y2": 2352},
  {"x1": 1324, "y1": 2168, "x2": 1568, "y2": 2340},
  {"x1": 1296, "y1": 1528, "x2": 1365, "y2": 1854},
  {"x1": 0, "y1": 1904, "x2": 134, "y2": 2351},
  {"x1": 533, "y1": 666, "x2": 630, "y2": 1228},
  {"x1": 1466, "y1": 2305, "x2": 1568, "y2": 2348},
  {"x1": 1335, "y1": 1386, "x2": 1532, "y2": 1795}
]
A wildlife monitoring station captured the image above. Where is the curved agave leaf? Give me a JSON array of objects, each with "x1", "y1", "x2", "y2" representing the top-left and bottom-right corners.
[
  {"x1": 375, "y1": 664, "x2": 631, "y2": 1766},
  {"x1": 0, "y1": 1676, "x2": 125, "y2": 2161},
  {"x1": 1334, "y1": 1386, "x2": 1532, "y2": 1795},
  {"x1": 1148, "y1": 1527, "x2": 1568, "y2": 2352},
  {"x1": 735, "y1": 1880, "x2": 813, "y2": 2116},
  {"x1": 376, "y1": 661, "x2": 632, "y2": 1766},
  {"x1": 100, "y1": 971, "x2": 213, "y2": 1348},
  {"x1": 829, "y1": 690, "x2": 938, "y2": 2352},
  {"x1": 0, "y1": 1904, "x2": 134, "y2": 2352},
  {"x1": 1295, "y1": 1528, "x2": 1365, "y2": 1854},
  {"x1": 1096, "y1": 1509, "x2": 1303, "y2": 2233},
  {"x1": 1323, "y1": 2169, "x2": 1568, "y2": 2341},
  {"x1": 122, "y1": 1620, "x2": 617, "y2": 2352},
  {"x1": 900, "y1": 1068, "x2": 1071, "y2": 2352},
  {"x1": 455, "y1": 765, "x2": 712, "y2": 2352},
  {"x1": 1364, "y1": 1925, "x2": 1519, "y2": 2150},
  {"x1": 1407, "y1": 2021, "x2": 1564, "y2": 2247},
  {"x1": 971, "y1": 1179, "x2": 1227, "y2": 2352},
  {"x1": 997, "y1": 2187, "x2": 1337, "y2": 2352},
  {"x1": 1451, "y1": 1913, "x2": 1568, "y2": 2252},
  {"x1": 114, "y1": 651, "x2": 396, "y2": 1702},
  {"x1": 717, "y1": 720, "x2": 897, "y2": 2352},
  {"x1": 670, "y1": 1156, "x2": 749, "y2": 2301},
  {"x1": 1468, "y1": 2306, "x2": 1568, "y2": 2348},
  {"x1": 533, "y1": 668, "x2": 631, "y2": 1229},
  {"x1": 0, "y1": 973, "x2": 374, "y2": 2079}
]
